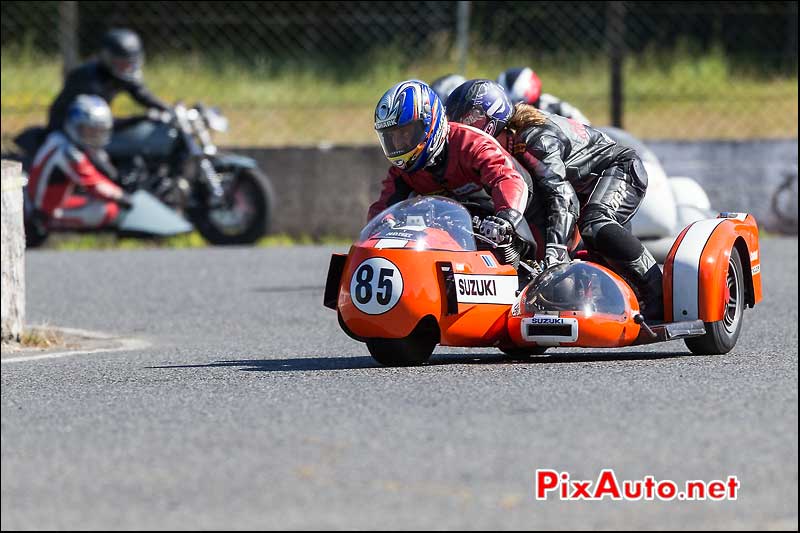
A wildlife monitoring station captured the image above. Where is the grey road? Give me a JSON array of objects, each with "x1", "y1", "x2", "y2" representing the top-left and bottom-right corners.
[{"x1": 2, "y1": 238, "x2": 797, "y2": 530}]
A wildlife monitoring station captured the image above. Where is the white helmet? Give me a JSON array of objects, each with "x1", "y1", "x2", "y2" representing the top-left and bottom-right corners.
[{"x1": 64, "y1": 94, "x2": 113, "y2": 149}]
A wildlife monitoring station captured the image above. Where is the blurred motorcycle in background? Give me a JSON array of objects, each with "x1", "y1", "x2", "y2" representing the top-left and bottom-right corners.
[{"x1": 13, "y1": 102, "x2": 275, "y2": 246}]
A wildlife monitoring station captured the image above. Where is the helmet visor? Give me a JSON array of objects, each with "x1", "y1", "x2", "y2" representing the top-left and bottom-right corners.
[
  {"x1": 110, "y1": 55, "x2": 143, "y2": 81},
  {"x1": 459, "y1": 108, "x2": 488, "y2": 130},
  {"x1": 377, "y1": 120, "x2": 426, "y2": 159},
  {"x1": 78, "y1": 123, "x2": 111, "y2": 148}
]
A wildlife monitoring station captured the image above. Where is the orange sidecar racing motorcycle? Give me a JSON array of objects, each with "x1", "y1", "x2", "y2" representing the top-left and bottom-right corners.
[{"x1": 324, "y1": 196, "x2": 762, "y2": 366}]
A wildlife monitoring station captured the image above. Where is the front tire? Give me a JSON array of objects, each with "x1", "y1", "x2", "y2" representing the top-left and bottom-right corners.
[
  {"x1": 191, "y1": 167, "x2": 274, "y2": 245},
  {"x1": 685, "y1": 246, "x2": 745, "y2": 355},
  {"x1": 366, "y1": 334, "x2": 437, "y2": 367}
]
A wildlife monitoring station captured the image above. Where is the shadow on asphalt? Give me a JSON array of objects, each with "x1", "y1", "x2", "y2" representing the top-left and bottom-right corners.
[
  {"x1": 250, "y1": 285, "x2": 324, "y2": 294},
  {"x1": 148, "y1": 350, "x2": 688, "y2": 372}
]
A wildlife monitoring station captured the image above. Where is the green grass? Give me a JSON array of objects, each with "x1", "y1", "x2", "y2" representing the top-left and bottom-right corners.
[
  {"x1": 2, "y1": 44, "x2": 797, "y2": 149},
  {"x1": 45, "y1": 231, "x2": 352, "y2": 251}
]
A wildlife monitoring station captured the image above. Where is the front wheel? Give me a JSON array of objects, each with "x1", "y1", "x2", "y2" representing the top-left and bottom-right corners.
[
  {"x1": 366, "y1": 334, "x2": 437, "y2": 367},
  {"x1": 685, "y1": 246, "x2": 745, "y2": 355},
  {"x1": 191, "y1": 167, "x2": 274, "y2": 245}
]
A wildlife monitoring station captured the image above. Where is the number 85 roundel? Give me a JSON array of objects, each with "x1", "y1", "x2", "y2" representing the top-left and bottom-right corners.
[{"x1": 350, "y1": 258, "x2": 404, "y2": 315}]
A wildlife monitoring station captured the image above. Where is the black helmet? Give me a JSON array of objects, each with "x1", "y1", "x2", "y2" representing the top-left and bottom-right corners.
[
  {"x1": 100, "y1": 28, "x2": 144, "y2": 83},
  {"x1": 445, "y1": 79, "x2": 514, "y2": 138}
]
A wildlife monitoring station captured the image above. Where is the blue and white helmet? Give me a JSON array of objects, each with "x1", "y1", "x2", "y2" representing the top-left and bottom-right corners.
[
  {"x1": 374, "y1": 80, "x2": 448, "y2": 172},
  {"x1": 445, "y1": 79, "x2": 514, "y2": 138},
  {"x1": 64, "y1": 94, "x2": 113, "y2": 149}
]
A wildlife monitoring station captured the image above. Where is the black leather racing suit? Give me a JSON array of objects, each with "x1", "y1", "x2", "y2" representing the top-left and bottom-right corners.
[
  {"x1": 502, "y1": 111, "x2": 663, "y2": 319},
  {"x1": 47, "y1": 61, "x2": 168, "y2": 132}
]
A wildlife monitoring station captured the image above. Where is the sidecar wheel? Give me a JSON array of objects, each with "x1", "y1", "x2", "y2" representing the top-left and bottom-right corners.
[
  {"x1": 685, "y1": 246, "x2": 745, "y2": 355},
  {"x1": 500, "y1": 346, "x2": 549, "y2": 358}
]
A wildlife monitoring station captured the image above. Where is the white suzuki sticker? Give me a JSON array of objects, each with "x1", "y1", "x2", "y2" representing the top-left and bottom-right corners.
[
  {"x1": 453, "y1": 274, "x2": 518, "y2": 304},
  {"x1": 350, "y1": 258, "x2": 403, "y2": 315}
]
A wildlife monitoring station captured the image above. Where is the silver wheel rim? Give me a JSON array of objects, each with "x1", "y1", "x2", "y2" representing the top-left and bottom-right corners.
[
  {"x1": 208, "y1": 175, "x2": 257, "y2": 236},
  {"x1": 723, "y1": 256, "x2": 742, "y2": 334}
]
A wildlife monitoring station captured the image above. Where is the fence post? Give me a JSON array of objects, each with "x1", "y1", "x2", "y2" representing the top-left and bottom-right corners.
[
  {"x1": 1, "y1": 161, "x2": 27, "y2": 343},
  {"x1": 456, "y1": 1, "x2": 471, "y2": 76},
  {"x1": 59, "y1": 1, "x2": 80, "y2": 78},
  {"x1": 607, "y1": 1, "x2": 626, "y2": 128}
]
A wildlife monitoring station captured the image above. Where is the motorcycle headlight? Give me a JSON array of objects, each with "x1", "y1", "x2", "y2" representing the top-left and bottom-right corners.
[{"x1": 203, "y1": 107, "x2": 229, "y2": 133}]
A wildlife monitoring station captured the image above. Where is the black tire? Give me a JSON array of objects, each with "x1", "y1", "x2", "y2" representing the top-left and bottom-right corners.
[
  {"x1": 24, "y1": 220, "x2": 49, "y2": 248},
  {"x1": 500, "y1": 346, "x2": 549, "y2": 358},
  {"x1": 685, "y1": 247, "x2": 745, "y2": 355},
  {"x1": 191, "y1": 167, "x2": 274, "y2": 245},
  {"x1": 366, "y1": 332, "x2": 437, "y2": 367}
]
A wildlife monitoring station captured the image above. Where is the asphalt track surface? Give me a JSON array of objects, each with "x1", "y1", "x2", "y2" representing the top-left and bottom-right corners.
[{"x1": 2, "y1": 238, "x2": 797, "y2": 530}]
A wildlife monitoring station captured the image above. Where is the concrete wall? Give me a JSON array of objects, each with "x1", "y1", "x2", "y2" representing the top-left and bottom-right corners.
[
  {"x1": 1, "y1": 160, "x2": 26, "y2": 342},
  {"x1": 647, "y1": 139, "x2": 798, "y2": 234},
  {"x1": 230, "y1": 138, "x2": 798, "y2": 238}
]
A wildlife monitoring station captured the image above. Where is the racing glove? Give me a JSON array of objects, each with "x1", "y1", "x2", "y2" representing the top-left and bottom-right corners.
[
  {"x1": 531, "y1": 243, "x2": 569, "y2": 277},
  {"x1": 117, "y1": 192, "x2": 134, "y2": 209},
  {"x1": 479, "y1": 215, "x2": 514, "y2": 244},
  {"x1": 543, "y1": 243, "x2": 569, "y2": 267}
]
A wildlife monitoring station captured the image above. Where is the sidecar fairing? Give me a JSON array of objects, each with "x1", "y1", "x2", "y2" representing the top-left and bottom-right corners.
[
  {"x1": 325, "y1": 196, "x2": 522, "y2": 351},
  {"x1": 506, "y1": 261, "x2": 650, "y2": 348}
]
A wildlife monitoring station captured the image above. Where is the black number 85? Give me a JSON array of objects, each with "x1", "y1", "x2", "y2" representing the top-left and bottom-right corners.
[{"x1": 354, "y1": 265, "x2": 394, "y2": 305}]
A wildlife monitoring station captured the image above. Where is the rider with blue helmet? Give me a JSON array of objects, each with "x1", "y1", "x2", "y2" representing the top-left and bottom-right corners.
[
  {"x1": 27, "y1": 95, "x2": 130, "y2": 241},
  {"x1": 446, "y1": 79, "x2": 663, "y2": 320},
  {"x1": 371, "y1": 79, "x2": 538, "y2": 265}
]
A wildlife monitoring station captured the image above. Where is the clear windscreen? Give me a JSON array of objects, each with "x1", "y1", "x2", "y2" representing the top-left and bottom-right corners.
[
  {"x1": 524, "y1": 262, "x2": 627, "y2": 315},
  {"x1": 358, "y1": 196, "x2": 477, "y2": 252}
]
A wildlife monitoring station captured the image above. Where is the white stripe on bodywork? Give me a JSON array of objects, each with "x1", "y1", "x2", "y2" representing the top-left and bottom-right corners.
[
  {"x1": 671, "y1": 218, "x2": 726, "y2": 321},
  {"x1": 374, "y1": 239, "x2": 408, "y2": 249}
]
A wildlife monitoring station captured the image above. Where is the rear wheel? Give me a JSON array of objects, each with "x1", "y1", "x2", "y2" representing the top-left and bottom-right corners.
[
  {"x1": 191, "y1": 167, "x2": 274, "y2": 245},
  {"x1": 685, "y1": 246, "x2": 745, "y2": 355}
]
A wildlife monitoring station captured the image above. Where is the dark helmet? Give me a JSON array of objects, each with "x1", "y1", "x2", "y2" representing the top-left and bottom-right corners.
[
  {"x1": 497, "y1": 67, "x2": 542, "y2": 106},
  {"x1": 445, "y1": 79, "x2": 514, "y2": 137},
  {"x1": 430, "y1": 74, "x2": 467, "y2": 105},
  {"x1": 100, "y1": 28, "x2": 144, "y2": 83}
]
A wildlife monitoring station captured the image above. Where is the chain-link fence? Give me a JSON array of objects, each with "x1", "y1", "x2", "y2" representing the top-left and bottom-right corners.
[{"x1": 2, "y1": 1, "x2": 797, "y2": 148}]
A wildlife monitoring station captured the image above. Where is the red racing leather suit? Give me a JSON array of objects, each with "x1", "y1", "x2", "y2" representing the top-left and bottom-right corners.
[
  {"x1": 27, "y1": 131, "x2": 124, "y2": 228},
  {"x1": 369, "y1": 122, "x2": 534, "y2": 220}
]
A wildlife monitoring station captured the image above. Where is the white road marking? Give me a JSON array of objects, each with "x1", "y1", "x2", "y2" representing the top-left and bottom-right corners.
[{"x1": 1, "y1": 328, "x2": 149, "y2": 364}]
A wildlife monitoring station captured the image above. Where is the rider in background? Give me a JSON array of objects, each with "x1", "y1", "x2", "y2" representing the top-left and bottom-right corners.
[
  {"x1": 430, "y1": 74, "x2": 467, "y2": 105},
  {"x1": 28, "y1": 95, "x2": 130, "y2": 233},
  {"x1": 370, "y1": 79, "x2": 539, "y2": 266},
  {"x1": 446, "y1": 79, "x2": 663, "y2": 320},
  {"x1": 497, "y1": 66, "x2": 591, "y2": 125},
  {"x1": 47, "y1": 28, "x2": 169, "y2": 133}
]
